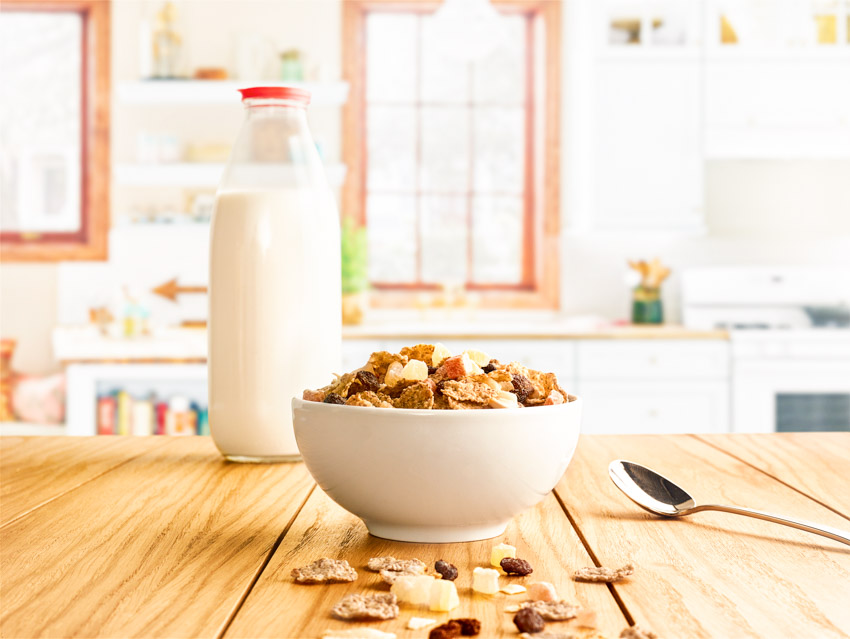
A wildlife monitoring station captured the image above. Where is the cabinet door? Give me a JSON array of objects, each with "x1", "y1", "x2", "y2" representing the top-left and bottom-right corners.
[
  {"x1": 577, "y1": 380, "x2": 730, "y2": 434},
  {"x1": 593, "y1": 59, "x2": 704, "y2": 231}
]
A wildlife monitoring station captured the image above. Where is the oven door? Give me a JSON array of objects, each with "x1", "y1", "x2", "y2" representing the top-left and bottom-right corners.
[{"x1": 733, "y1": 360, "x2": 850, "y2": 433}]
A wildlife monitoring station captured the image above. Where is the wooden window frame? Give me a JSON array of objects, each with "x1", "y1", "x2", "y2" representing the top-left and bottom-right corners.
[
  {"x1": 342, "y1": 0, "x2": 561, "y2": 309},
  {"x1": 0, "y1": 0, "x2": 110, "y2": 262}
]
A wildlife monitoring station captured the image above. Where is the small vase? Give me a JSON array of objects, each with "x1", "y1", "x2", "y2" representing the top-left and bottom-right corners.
[{"x1": 632, "y1": 286, "x2": 663, "y2": 324}]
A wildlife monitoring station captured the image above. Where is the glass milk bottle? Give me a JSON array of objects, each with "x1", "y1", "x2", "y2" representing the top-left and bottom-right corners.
[{"x1": 209, "y1": 87, "x2": 341, "y2": 462}]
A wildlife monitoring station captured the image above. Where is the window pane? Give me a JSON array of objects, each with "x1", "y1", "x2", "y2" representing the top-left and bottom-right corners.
[
  {"x1": 366, "y1": 14, "x2": 417, "y2": 102},
  {"x1": 421, "y1": 15, "x2": 469, "y2": 104},
  {"x1": 367, "y1": 194, "x2": 417, "y2": 283},
  {"x1": 472, "y1": 16, "x2": 526, "y2": 104},
  {"x1": 473, "y1": 107, "x2": 524, "y2": 193},
  {"x1": 367, "y1": 106, "x2": 416, "y2": 191},
  {"x1": 0, "y1": 11, "x2": 81, "y2": 233},
  {"x1": 421, "y1": 195, "x2": 468, "y2": 283},
  {"x1": 471, "y1": 196, "x2": 523, "y2": 284},
  {"x1": 421, "y1": 106, "x2": 468, "y2": 192}
]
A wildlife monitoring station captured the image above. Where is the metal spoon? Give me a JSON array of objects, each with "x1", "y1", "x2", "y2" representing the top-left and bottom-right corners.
[{"x1": 608, "y1": 460, "x2": 850, "y2": 547}]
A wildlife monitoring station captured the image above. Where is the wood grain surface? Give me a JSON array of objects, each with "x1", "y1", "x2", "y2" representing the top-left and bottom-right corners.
[
  {"x1": 556, "y1": 434, "x2": 850, "y2": 639},
  {"x1": 225, "y1": 487, "x2": 627, "y2": 639},
  {"x1": 695, "y1": 432, "x2": 850, "y2": 519},
  {"x1": 0, "y1": 436, "x2": 169, "y2": 527},
  {"x1": 0, "y1": 437, "x2": 313, "y2": 638}
]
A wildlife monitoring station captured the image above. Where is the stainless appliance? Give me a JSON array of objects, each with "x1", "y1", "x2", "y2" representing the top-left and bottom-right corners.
[{"x1": 682, "y1": 267, "x2": 850, "y2": 433}]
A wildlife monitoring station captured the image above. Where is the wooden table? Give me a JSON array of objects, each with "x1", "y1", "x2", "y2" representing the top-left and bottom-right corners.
[{"x1": 2, "y1": 434, "x2": 849, "y2": 639}]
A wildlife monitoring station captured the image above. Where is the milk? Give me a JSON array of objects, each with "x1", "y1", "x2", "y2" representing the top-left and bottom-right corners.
[{"x1": 208, "y1": 187, "x2": 341, "y2": 461}]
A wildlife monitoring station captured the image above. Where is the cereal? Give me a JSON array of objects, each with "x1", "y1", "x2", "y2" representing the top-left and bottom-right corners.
[
  {"x1": 441, "y1": 380, "x2": 500, "y2": 406},
  {"x1": 407, "y1": 617, "x2": 437, "y2": 630},
  {"x1": 527, "y1": 581, "x2": 558, "y2": 602},
  {"x1": 510, "y1": 374, "x2": 535, "y2": 403},
  {"x1": 368, "y1": 351, "x2": 408, "y2": 381},
  {"x1": 367, "y1": 557, "x2": 426, "y2": 573},
  {"x1": 431, "y1": 343, "x2": 452, "y2": 367},
  {"x1": 391, "y1": 575, "x2": 435, "y2": 605},
  {"x1": 518, "y1": 634, "x2": 576, "y2": 639},
  {"x1": 346, "y1": 391, "x2": 394, "y2": 408},
  {"x1": 513, "y1": 607, "x2": 545, "y2": 634},
  {"x1": 573, "y1": 563, "x2": 634, "y2": 583},
  {"x1": 500, "y1": 584, "x2": 527, "y2": 595},
  {"x1": 381, "y1": 567, "x2": 427, "y2": 585},
  {"x1": 303, "y1": 389, "x2": 325, "y2": 402},
  {"x1": 331, "y1": 593, "x2": 399, "y2": 621},
  {"x1": 500, "y1": 557, "x2": 533, "y2": 576},
  {"x1": 400, "y1": 344, "x2": 436, "y2": 366},
  {"x1": 435, "y1": 560, "x2": 459, "y2": 581},
  {"x1": 323, "y1": 393, "x2": 346, "y2": 405},
  {"x1": 521, "y1": 600, "x2": 580, "y2": 621},
  {"x1": 401, "y1": 359, "x2": 429, "y2": 381},
  {"x1": 322, "y1": 629, "x2": 397, "y2": 639},
  {"x1": 472, "y1": 567, "x2": 500, "y2": 594},
  {"x1": 453, "y1": 618, "x2": 482, "y2": 635},
  {"x1": 394, "y1": 381, "x2": 435, "y2": 409},
  {"x1": 347, "y1": 370, "x2": 380, "y2": 396},
  {"x1": 490, "y1": 542, "x2": 516, "y2": 568},
  {"x1": 429, "y1": 621, "x2": 461, "y2": 639},
  {"x1": 620, "y1": 626, "x2": 659, "y2": 639},
  {"x1": 290, "y1": 558, "x2": 357, "y2": 584},
  {"x1": 429, "y1": 579, "x2": 460, "y2": 611}
]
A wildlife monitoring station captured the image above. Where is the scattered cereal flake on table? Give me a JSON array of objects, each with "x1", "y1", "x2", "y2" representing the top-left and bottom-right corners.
[
  {"x1": 490, "y1": 542, "x2": 517, "y2": 568},
  {"x1": 407, "y1": 617, "x2": 437, "y2": 630},
  {"x1": 331, "y1": 593, "x2": 399, "y2": 621},
  {"x1": 321, "y1": 629, "x2": 397, "y2": 639},
  {"x1": 500, "y1": 584, "x2": 527, "y2": 595},
  {"x1": 573, "y1": 563, "x2": 635, "y2": 583},
  {"x1": 527, "y1": 581, "x2": 558, "y2": 602},
  {"x1": 380, "y1": 565, "x2": 427, "y2": 584},
  {"x1": 620, "y1": 626, "x2": 659, "y2": 639},
  {"x1": 367, "y1": 557, "x2": 426, "y2": 573},
  {"x1": 291, "y1": 558, "x2": 357, "y2": 584},
  {"x1": 391, "y1": 575, "x2": 435, "y2": 605},
  {"x1": 429, "y1": 579, "x2": 460, "y2": 611},
  {"x1": 521, "y1": 600, "x2": 580, "y2": 621},
  {"x1": 472, "y1": 567, "x2": 500, "y2": 595}
]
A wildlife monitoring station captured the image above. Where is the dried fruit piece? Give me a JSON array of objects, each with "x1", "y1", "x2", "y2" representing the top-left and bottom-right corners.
[
  {"x1": 482, "y1": 359, "x2": 500, "y2": 374},
  {"x1": 347, "y1": 370, "x2": 380, "y2": 396},
  {"x1": 367, "y1": 557, "x2": 426, "y2": 573},
  {"x1": 521, "y1": 601, "x2": 580, "y2": 621},
  {"x1": 321, "y1": 629, "x2": 397, "y2": 639},
  {"x1": 518, "y1": 633, "x2": 576, "y2": 639},
  {"x1": 527, "y1": 581, "x2": 558, "y2": 602},
  {"x1": 323, "y1": 393, "x2": 346, "y2": 405},
  {"x1": 429, "y1": 621, "x2": 462, "y2": 639},
  {"x1": 489, "y1": 390, "x2": 519, "y2": 409},
  {"x1": 401, "y1": 359, "x2": 429, "y2": 381},
  {"x1": 513, "y1": 607, "x2": 545, "y2": 634},
  {"x1": 429, "y1": 579, "x2": 460, "y2": 611},
  {"x1": 574, "y1": 609, "x2": 598, "y2": 628},
  {"x1": 303, "y1": 389, "x2": 326, "y2": 402},
  {"x1": 407, "y1": 617, "x2": 437, "y2": 630},
  {"x1": 452, "y1": 618, "x2": 482, "y2": 635},
  {"x1": 331, "y1": 593, "x2": 399, "y2": 621},
  {"x1": 620, "y1": 626, "x2": 659, "y2": 639},
  {"x1": 346, "y1": 391, "x2": 394, "y2": 408},
  {"x1": 510, "y1": 374, "x2": 535, "y2": 403},
  {"x1": 391, "y1": 575, "x2": 436, "y2": 605},
  {"x1": 367, "y1": 351, "x2": 408, "y2": 381},
  {"x1": 434, "y1": 353, "x2": 479, "y2": 381},
  {"x1": 435, "y1": 560, "x2": 458, "y2": 581},
  {"x1": 384, "y1": 361, "x2": 405, "y2": 387},
  {"x1": 291, "y1": 558, "x2": 357, "y2": 584},
  {"x1": 463, "y1": 349, "x2": 490, "y2": 366},
  {"x1": 490, "y1": 542, "x2": 516, "y2": 568},
  {"x1": 500, "y1": 557, "x2": 533, "y2": 576},
  {"x1": 543, "y1": 390, "x2": 565, "y2": 406},
  {"x1": 500, "y1": 584, "x2": 527, "y2": 595},
  {"x1": 431, "y1": 342, "x2": 452, "y2": 367},
  {"x1": 573, "y1": 563, "x2": 635, "y2": 583},
  {"x1": 472, "y1": 567, "x2": 500, "y2": 594}
]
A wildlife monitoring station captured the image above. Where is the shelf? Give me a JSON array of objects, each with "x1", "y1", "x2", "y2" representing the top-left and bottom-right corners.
[
  {"x1": 705, "y1": 126, "x2": 850, "y2": 159},
  {"x1": 115, "y1": 80, "x2": 349, "y2": 106},
  {"x1": 113, "y1": 163, "x2": 348, "y2": 188}
]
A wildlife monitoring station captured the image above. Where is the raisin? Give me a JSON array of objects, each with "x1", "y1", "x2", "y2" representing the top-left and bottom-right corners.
[
  {"x1": 452, "y1": 618, "x2": 482, "y2": 635},
  {"x1": 428, "y1": 366, "x2": 438, "y2": 376},
  {"x1": 346, "y1": 370, "x2": 380, "y2": 397},
  {"x1": 435, "y1": 559, "x2": 458, "y2": 581},
  {"x1": 323, "y1": 393, "x2": 346, "y2": 405},
  {"x1": 513, "y1": 607, "x2": 545, "y2": 634},
  {"x1": 510, "y1": 374, "x2": 534, "y2": 403},
  {"x1": 429, "y1": 620, "x2": 462, "y2": 639},
  {"x1": 501, "y1": 557, "x2": 533, "y2": 576},
  {"x1": 482, "y1": 359, "x2": 499, "y2": 374}
]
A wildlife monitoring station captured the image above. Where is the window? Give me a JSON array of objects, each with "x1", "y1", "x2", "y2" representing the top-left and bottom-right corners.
[
  {"x1": 343, "y1": 0, "x2": 560, "y2": 308},
  {"x1": 0, "y1": 0, "x2": 110, "y2": 262}
]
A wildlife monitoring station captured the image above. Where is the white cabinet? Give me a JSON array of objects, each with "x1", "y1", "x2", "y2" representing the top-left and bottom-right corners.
[{"x1": 593, "y1": 59, "x2": 704, "y2": 232}]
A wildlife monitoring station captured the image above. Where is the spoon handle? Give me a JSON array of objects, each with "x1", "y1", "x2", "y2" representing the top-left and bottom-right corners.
[{"x1": 692, "y1": 504, "x2": 850, "y2": 547}]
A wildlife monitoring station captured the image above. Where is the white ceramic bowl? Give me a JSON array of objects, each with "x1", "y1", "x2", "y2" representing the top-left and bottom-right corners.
[{"x1": 292, "y1": 397, "x2": 582, "y2": 543}]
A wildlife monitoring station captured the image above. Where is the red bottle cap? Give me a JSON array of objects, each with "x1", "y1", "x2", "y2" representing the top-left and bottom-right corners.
[{"x1": 238, "y1": 86, "x2": 311, "y2": 105}]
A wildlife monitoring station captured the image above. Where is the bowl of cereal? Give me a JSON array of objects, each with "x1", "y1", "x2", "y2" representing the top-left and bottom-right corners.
[{"x1": 293, "y1": 344, "x2": 581, "y2": 543}]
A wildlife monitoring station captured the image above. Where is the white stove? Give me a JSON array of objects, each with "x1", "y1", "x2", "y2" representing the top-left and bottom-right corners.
[{"x1": 682, "y1": 267, "x2": 850, "y2": 433}]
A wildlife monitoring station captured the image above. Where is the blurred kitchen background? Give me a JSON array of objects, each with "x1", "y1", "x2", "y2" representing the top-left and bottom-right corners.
[{"x1": 1, "y1": 0, "x2": 849, "y2": 436}]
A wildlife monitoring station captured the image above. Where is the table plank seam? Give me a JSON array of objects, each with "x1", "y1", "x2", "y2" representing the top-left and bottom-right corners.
[
  {"x1": 217, "y1": 482, "x2": 317, "y2": 639},
  {"x1": 552, "y1": 487, "x2": 635, "y2": 627},
  {"x1": 0, "y1": 437, "x2": 175, "y2": 532},
  {"x1": 690, "y1": 434, "x2": 850, "y2": 523}
]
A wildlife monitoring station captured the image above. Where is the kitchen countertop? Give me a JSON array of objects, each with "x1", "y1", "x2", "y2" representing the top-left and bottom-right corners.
[{"x1": 2, "y1": 434, "x2": 848, "y2": 638}]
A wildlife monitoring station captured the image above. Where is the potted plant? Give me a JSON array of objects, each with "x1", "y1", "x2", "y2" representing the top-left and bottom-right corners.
[{"x1": 340, "y1": 216, "x2": 369, "y2": 325}]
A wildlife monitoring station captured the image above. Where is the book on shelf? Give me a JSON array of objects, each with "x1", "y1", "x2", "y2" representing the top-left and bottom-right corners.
[{"x1": 95, "y1": 390, "x2": 208, "y2": 436}]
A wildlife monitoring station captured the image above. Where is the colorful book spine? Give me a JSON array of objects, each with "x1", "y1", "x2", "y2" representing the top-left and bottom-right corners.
[
  {"x1": 97, "y1": 395, "x2": 116, "y2": 435},
  {"x1": 116, "y1": 391, "x2": 131, "y2": 436},
  {"x1": 155, "y1": 402, "x2": 168, "y2": 435},
  {"x1": 131, "y1": 398, "x2": 154, "y2": 436}
]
